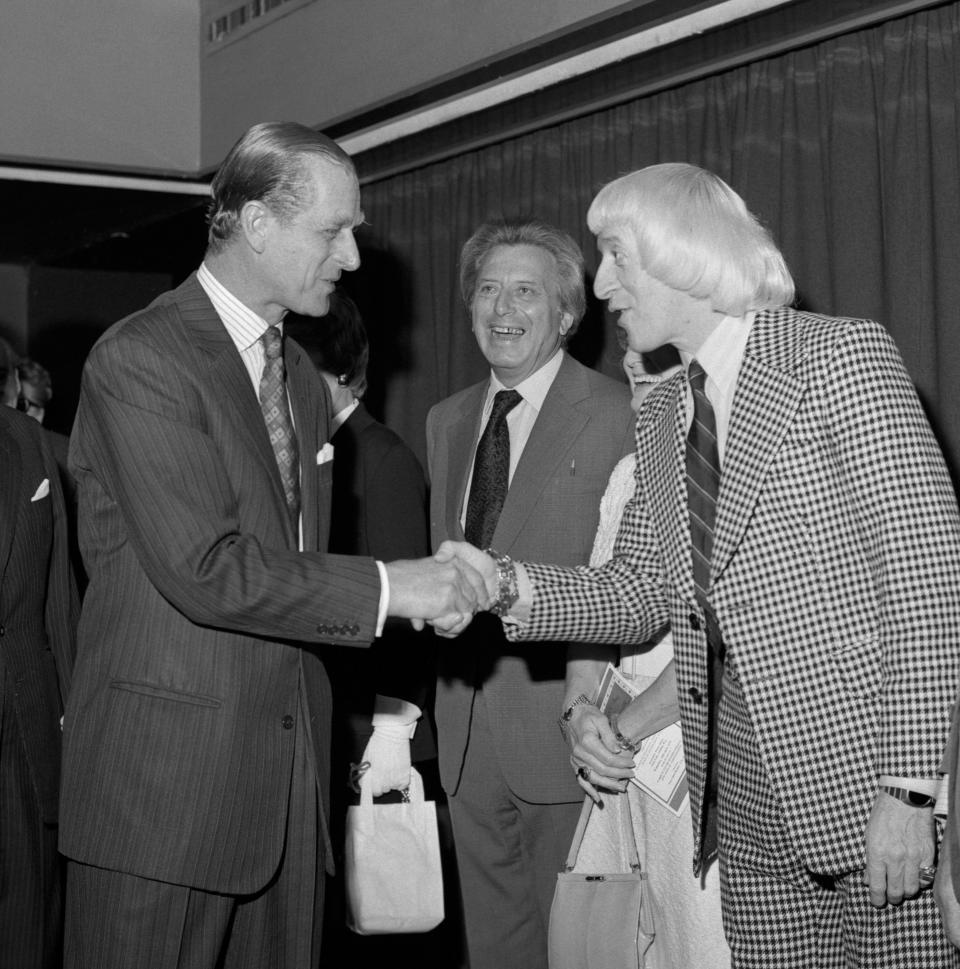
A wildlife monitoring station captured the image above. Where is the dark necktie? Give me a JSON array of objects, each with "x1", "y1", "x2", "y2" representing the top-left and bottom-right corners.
[
  {"x1": 259, "y1": 325, "x2": 301, "y2": 529},
  {"x1": 685, "y1": 359, "x2": 724, "y2": 864},
  {"x1": 464, "y1": 389, "x2": 522, "y2": 548},
  {"x1": 685, "y1": 360, "x2": 721, "y2": 596}
]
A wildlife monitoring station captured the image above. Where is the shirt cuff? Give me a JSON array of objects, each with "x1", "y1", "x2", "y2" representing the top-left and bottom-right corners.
[
  {"x1": 879, "y1": 775, "x2": 949, "y2": 816},
  {"x1": 375, "y1": 560, "x2": 389, "y2": 637}
]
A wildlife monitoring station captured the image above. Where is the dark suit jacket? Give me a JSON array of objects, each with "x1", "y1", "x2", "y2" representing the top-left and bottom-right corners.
[
  {"x1": 427, "y1": 353, "x2": 634, "y2": 802},
  {"x1": 59, "y1": 274, "x2": 383, "y2": 895},
  {"x1": 516, "y1": 309, "x2": 960, "y2": 872},
  {"x1": 324, "y1": 401, "x2": 435, "y2": 761},
  {"x1": 0, "y1": 406, "x2": 77, "y2": 823}
]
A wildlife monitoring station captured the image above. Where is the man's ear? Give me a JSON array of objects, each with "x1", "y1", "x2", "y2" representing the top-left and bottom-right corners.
[
  {"x1": 239, "y1": 200, "x2": 270, "y2": 254},
  {"x1": 558, "y1": 310, "x2": 575, "y2": 337}
]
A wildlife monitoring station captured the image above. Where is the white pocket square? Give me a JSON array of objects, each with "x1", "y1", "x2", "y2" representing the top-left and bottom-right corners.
[
  {"x1": 31, "y1": 478, "x2": 49, "y2": 502},
  {"x1": 316, "y1": 443, "x2": 335, "y2": 465}
]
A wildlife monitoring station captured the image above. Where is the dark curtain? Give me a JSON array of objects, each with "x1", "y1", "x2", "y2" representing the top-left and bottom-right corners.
[{"x1": 348, "y1": 3, "x2": 960, "y2": 478}]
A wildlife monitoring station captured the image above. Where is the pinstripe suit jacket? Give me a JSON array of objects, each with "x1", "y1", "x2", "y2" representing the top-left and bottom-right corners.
[
  {"x1": 0, "y1": 406, "x2": 77, "y2": 823},
  {"x1": 513, "y1": 308, "x2": 960, "y2": 872},
  {"x1": 59, "y1": 274, "x2": 382, "y2": 894},
  {"x1": 428, "y1": 353, "x2": 634, "y2": 801}
]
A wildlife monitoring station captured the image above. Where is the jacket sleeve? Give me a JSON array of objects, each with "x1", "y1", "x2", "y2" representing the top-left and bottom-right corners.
[{"x1": 74, "y1": 328, "x2": 382, "y2": 645}]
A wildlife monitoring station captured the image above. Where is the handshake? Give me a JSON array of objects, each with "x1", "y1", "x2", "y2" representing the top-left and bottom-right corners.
[{"x1": 385, "y1": 541, "x2": 521, "y2": 637}]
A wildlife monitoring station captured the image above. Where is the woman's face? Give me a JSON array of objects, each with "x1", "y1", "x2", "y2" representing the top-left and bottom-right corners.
[{"x1": 621, "y1": 347, "x2": 653, "y2": 415}]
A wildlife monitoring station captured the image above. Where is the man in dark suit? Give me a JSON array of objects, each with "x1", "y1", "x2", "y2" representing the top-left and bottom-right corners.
[
  {"x1": 442, "y1": 165, "x2": 960, "y2": 966},
  {"x1": 59, "y1": 121, "x2": 484, "y2": 969},
  {"x1": 0, "y1": 341, "x2": 78, "y2": 969},
  {"x1": 416, "y1": 219, "x2": 634, "y2": 969}
]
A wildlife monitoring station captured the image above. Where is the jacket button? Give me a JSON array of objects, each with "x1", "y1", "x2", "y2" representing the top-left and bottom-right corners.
[
  {"x1": 281, "y1": 715, "x2": 295, "y2": 730},
  {"x1": 688, "y1": 613, "x2": 701, "y2": 631},
  {"x1": 316, "y1": 624, "x2": 328, "y2": 635},
  {"x1": 688, "y1": 687, "x2": 703, "y2": 704}
]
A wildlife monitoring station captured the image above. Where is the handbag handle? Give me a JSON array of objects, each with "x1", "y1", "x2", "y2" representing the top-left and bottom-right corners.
[
  {"x1": 562, "y1": 791, "x2": 642, "y2": 873},
  {"x1": 358, "y1": 766, "x2": 425, "y2": 807}
]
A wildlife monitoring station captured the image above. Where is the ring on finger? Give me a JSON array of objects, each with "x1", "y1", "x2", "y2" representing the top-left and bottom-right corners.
[
  {"x1": 919, "y1": 865, "x2": 937, "y2": 885},
  {"x1": 576, "y1": 766, "x2": 590, "y2": 782}
]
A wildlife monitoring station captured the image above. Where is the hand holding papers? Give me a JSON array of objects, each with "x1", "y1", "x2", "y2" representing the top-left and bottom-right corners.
[{"x1": 596, "y1": 664, "x2": 689, "y2": 816}]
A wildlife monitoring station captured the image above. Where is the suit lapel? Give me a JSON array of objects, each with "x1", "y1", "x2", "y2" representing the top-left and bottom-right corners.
[
  {"x1": 637, "y1": 373, "x2": 694, "y2": 599},
  {"x1": 492, "y1": 355, "x2": 588, "y2": 551},
  {"x1": 711, "y1": 309, "x2": 808, "y2": 583},
  {"x1": 286, "y1": 340, "x2": 327, "y2": 552},
  {"x1": 441, "y1": 384, "x2": 486, "y2": 541},
  {"x1": 0, "y1": 424, "x2": 19, "y2": 580},
  {"x1": 177, "y1": 275, "x2": 298, "y2": 543}
]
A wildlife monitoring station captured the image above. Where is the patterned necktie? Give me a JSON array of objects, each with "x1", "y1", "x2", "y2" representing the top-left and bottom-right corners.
[
  {"x1": 685, "y1": 359, "x2": 724, "y2": 864},
  {"x1": 685, "y1": 360, "x2": 721, "y2": 598},
  {"x1": 464, "y1": 389, "x2": 522, "y2": 548},
  {"x1": 259, "y1": 325, "x2": 301, "y2": 528}
]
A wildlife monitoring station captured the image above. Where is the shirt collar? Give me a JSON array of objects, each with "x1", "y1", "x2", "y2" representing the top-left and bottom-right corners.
[
  {"x1": 487, "y1": 348, "x2": 564, "y2": 412},
  {"x1": 332, "y1": 397, "x2": 360, "y2": 431},
  {"x1": 197, "y1": 262, "x2": 278, "y2": 354},
  {"x1": 685, "y1": 311, "x2": 755, "y2": 398}
]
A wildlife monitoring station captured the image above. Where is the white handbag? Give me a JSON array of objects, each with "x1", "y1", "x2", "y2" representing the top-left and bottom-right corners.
[{"x1": 344, "y1": 767, "x2": 445, "y2": 934}]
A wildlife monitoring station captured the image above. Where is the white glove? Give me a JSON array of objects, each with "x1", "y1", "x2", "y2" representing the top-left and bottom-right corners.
[{"x1": 358, "y1": 695, "x2": 420, "y2": 797}]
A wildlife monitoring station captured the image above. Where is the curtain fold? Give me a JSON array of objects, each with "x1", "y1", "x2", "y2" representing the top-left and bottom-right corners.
[{"x1": 350, "y1": 3, "x2": 960, "y2": 478}]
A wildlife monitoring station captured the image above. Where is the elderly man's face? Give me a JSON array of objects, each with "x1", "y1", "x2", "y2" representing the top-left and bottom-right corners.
[
  {"x1": 471, "y1": 244, "x2": 572, "y2": 388},
  {"x1": 594, "y1": 223, "x2": 714, "y2": 357},
  {"x1": 258, "y1": 158, "x2": 362, "y2": 322}
]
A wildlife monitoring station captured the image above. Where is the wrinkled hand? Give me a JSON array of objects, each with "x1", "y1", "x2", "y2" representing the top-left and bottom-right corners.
[
  {"x1": 358, "y1": 726, "x2": 413, "y2": 797},
  {"x1": 565, "y1": 703, "x2": 635, "y2": 803},
  {"x1": 386, "y1": 555, "x2": 489, "y2": 631},
  {"x1": 935, "y1": 833, "x2": 960, "y2": 948},
  {"x1": 434, "y1": 541, "x2": 498, "y2": 605},
  {"x1": 426, "y1": 541, "x2": 501, "y2": 638},
  {"x1": 863, "y1": 790, "x2": 936, "y2": 907}
]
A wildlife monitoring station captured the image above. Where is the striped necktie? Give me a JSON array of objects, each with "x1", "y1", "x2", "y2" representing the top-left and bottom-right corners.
[
  {"x1": 685, "y1": 359, "x2": 724, "y2": 864},
  {"x1": 259, "y1": 325, "x2": 301, "y2": 529},
  {"x1": 685, "y1": 360, "x2": 720, "y2": 599}
]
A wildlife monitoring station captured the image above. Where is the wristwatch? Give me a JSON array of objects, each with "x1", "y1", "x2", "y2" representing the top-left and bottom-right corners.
[{"x1": 879, "y1": 785, "x2": 937, "y2": 808}]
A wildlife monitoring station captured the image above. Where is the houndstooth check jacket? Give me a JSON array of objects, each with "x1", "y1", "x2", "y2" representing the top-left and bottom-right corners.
[{"x1": 510, "y1": 306, "x2": 960, "y2": 875}]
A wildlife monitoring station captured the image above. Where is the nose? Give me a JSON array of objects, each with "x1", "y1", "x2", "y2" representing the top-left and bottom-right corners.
[
  {"x1": 337, "y1": 231, "x2": 360, "y2": 272},
  {"x1": 494, "y1": 289, "x2": 514, "y2": 316},
  {"x1": 594, "y1": 258, "x2": 615, "y2": 300}
]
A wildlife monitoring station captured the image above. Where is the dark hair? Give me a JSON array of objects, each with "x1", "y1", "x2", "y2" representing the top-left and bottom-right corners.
[
  {"x1": 17, "y1": 357, "x2": 53, "y2": 405},
  {"x1": 206, "y1": 121, "x2": 356, "y2": 253},
  {"x1": 459, "y1": 219, "x2": 587, "y2": 337},
  {"x1": 0, "y1": 337, "x2": 18, "y2": 405},
  {"x1": 284, "y1": 292, "x2": 370, "y2": 397}
]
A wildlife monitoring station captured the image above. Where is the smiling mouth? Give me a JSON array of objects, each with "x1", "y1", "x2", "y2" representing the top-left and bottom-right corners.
[{"x1": 491, "y1": 325, "x2": 524, "y2": 336}]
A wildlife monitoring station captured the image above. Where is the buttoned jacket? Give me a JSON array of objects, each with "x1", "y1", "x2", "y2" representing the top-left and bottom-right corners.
[
  {"x1": 428, "y1": 352, "x2": 634, "y2": 801},
  {"x1": 516, "y1": 308, "x2": 960, "y2": 872},
  {"x1": 0, "y1": 407, "x2": 77, "y2": 823},
  {"x1": 60, "y1": 273, "x2": 382, "y2": 894}
]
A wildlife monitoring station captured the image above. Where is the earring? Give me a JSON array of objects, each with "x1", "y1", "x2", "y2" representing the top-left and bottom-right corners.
[{"x1": 336, "y1": 374, "x2": 349, "y2": 386}]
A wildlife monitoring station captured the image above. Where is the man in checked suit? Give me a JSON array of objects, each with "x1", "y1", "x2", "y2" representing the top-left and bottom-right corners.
[
  {"x1": 399, "y1": 219, "x2": 633, "y2": 969},
  {"x1": 440, "y1": 165, "x2": 960, "y2": 966},
  {"x1": 0, "y1": 344, "x2": 77, "y2": 969},
  {"x1": 59, "y1": 122, "x2": 484, "y2": 969}
]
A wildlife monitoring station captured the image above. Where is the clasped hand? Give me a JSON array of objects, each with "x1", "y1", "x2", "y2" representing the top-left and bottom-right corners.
[
  {"x1": 564, "y1": 703, "x2": 636, "y2": 804},
  {"x1": 384, "y1": 541, "x2": 497, "y2": 636}
]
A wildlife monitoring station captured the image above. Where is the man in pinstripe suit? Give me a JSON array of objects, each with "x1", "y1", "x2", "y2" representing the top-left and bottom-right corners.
[
  {"x1": 439, "y1": 164, "x2": 960, "y2": 965},
  {"x1": 59, "y1": 122, "x2": 484, "y2": 969},
  {"x1": 0, "y1": 347, "x2": 77, "y2": 969}
]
